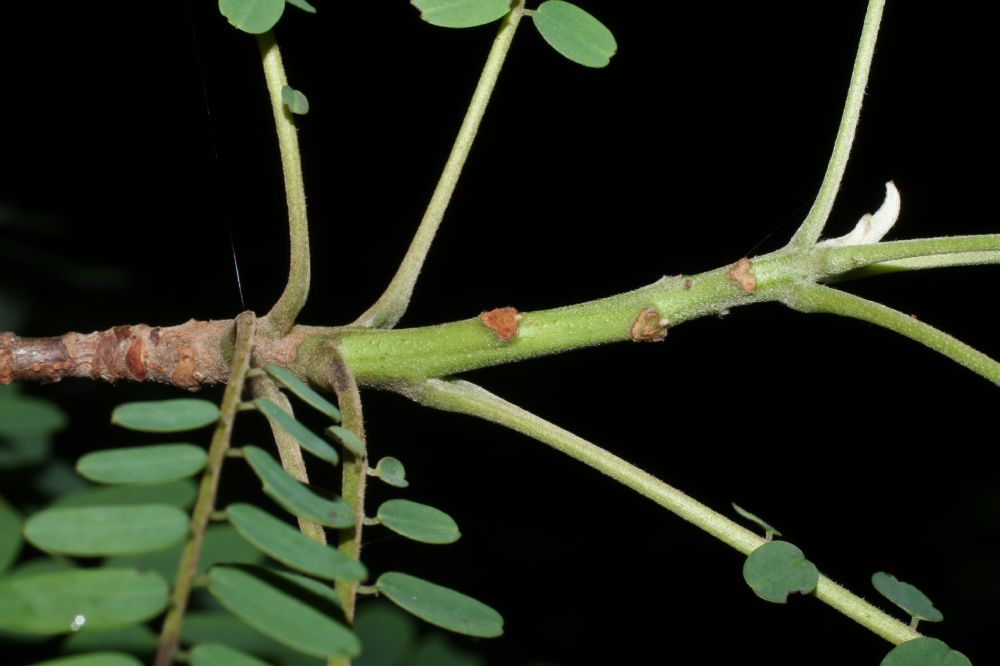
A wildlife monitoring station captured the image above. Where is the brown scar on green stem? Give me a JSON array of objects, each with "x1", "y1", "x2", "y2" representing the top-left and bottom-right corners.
[
  {"x1": 630, "y1": 307, "x2": 668, "y2": 342},
  {"x1": 480, "y1": 307, "x2": 522, "y2": 342},
  {"x1": 728, "y1": 257, "x2": 757, "y2": 293}
]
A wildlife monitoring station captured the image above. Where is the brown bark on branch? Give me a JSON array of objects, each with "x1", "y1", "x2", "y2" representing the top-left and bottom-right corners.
[{"x1": 0, "y1": 320, "x2": 234, "y2": 389}]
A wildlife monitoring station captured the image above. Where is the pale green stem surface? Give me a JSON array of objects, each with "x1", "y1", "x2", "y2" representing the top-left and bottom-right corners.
[
  {"x1": 322, "y1": 234, "x2": 1000, "y2": 387},
  {"x1": 328, "y1": 348, "x2": 368, "y2": 627},
  {"x1": 354, "y1": 2, "x2": 526, "y2": 328},
  {"x1": 155, "y1": 312, "x2": 257, "y2": 666},
  {"x1": 258, "y1": 32, "x2": 311, "y2": 335},
  {"x1": 782, "y1": 283, "x2": 1000, "y2": 387},
  {"x1": 788, "y1": 0, "x2": 886, "y2": 248},
  {"x1": 396, "y1": 378, "x2": 919, "y2": 645},
  {"x1": 846, "y1": 251, "x2": 1000, "y2": 278},
  {"x1": 819, "y1": 234, "x2": 1000, "y2": 275}
]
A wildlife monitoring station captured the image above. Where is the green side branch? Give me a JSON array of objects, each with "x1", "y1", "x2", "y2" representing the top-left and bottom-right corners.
[
  {"x1": 788, "y1": 0, "x2": 886, "y2": 248},
  {"x1": 396, "y1": 378, "x2": 920, "y2": 646},
  {"x1": 155, "y1": 311, "x2": 257, "y2": 666},
  {"x1": 355, "y1": 1, "x2": 527, "y2": 328},
  {"x1": 328, "y1": 346, "x2": 368, "y2": 626},
  {"x1": 258, "y1": 32, "x2": 311, "y2": 335},
  {"x1": 782, "y1": 283, "x2": 1000, "y2": 387}
]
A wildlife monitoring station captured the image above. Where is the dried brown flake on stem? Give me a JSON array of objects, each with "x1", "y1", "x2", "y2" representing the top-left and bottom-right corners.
[
  {"x1": 630, "y1": 308, "x2": 669, "y2": 342},
  {"x1": 480, "y1": 307, "x2": 522, "y2": 342},
  {"x1": 729, "y1": 257, "x2": 757, "y2": 293}
]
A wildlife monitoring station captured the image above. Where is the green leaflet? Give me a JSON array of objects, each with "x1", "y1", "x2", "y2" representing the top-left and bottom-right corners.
[
  {"x1": 0, "y1": 568, "x2": 168, "y2": 635},
  {"x1": 325, "y1": 425, "x2": 365, "y2": 457},
  {"x1": 76, "y1": 443, "x2": 206, "y2": 485},
  {"x1": 27, "y1": 654, "x2": 144, "y2": 666},
  {"x1": 376, "y1": 499, "x2": 460, "y2": 544},
  {"x1": 218, "y1": 0, "x2": 285, "y2": 34},
  {"x1": 264, "y1": 365, "x2": 340, "y2": 421},
  {"x1": 742, "y1": 541, "x2": 818, "y2": 603},
  {"x1": 208, "y1": 565, "x2": 360, "y2": 658},
  {"x1": 731, "y1": 503, "x2": 782, "y2": 539},
  {"x1": 254, "y1": 398, "x2": 340, "y2": 464},
  {"x1": 0, "y1": 504, "x2": 23, "y2": 574},
  {"x1": 226, "y1": 503, "x2": 366, "y2": 581},
  {"x1": 371, "y1": 456, "x2": 408, "y2": 487},
  {"x1": 111, "y1": 399, "x2": 219, "y2": 433},
  {"x1": 243, "y1": 446, "x2": 354, "y2": 528},
  {"x1": 106, "y1": 523, "x2": 263, "y2": 581},
  {"x1": 51, "y1": 479, "x2": 197, "y2": 509},
  {"x1": 190, "y1": 643, "x2": 271, "y2": 666},
  {"x1": 410, "y1": 0, "x2": 509, "y2": 28},
  {"x1": 531, "y1": 1, "x2": 617, "y2": 68},
  {"x1": 24, "y1": 504, "x2": 189, "y2": 557},
  {"x1": 880, "y1": 637, "x2": 973, "y2": 666},
  {"x1": 872, "y1": 572, "x2": 943, "y2": 623},
  {"x1": 376, "y1": 572, "x2": 503, "y2": 638}
]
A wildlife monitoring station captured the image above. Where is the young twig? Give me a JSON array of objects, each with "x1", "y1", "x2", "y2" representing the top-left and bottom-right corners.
[
  {"x1": 258, "y1": 31, "x2": 311, "y2": 335},
  {"x1": 397, "y1": 377, "x2": 922, "y2": 646},
  {"x1": 787, "y1": 0, "x2": 886, "y2": 248},
  {"x1": 354, "y1": 2, "x2": 526, "y2": 328},
  {"x1": 154, "y1": 311, "x2": 257, "y2": 666}
]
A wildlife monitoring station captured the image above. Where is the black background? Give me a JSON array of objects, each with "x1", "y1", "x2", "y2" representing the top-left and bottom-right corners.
[{"x1": 2, "y1": 2, "x2": 999, "y2": 665}]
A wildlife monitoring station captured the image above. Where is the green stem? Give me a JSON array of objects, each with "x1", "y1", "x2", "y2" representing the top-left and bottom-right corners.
[
  {"x1": 258, "y1": 32, "x2": 310, "y2": 335},
  {"x1": 843, "y1": 251, "x2": 1000, "y2": 279},
  {"x1": 328, "y1": 347, "x2": 368, "y2": 624},
  {"x1": 782, "y1": 283, "x2": 1000, "y2": 387},
  {"x1": 788, "y1": 0, "x2": 886, "y2": 248},
  {"x1": 155, "y1": 312, "x2": 257, "y2": 666},
  {"x1": 336, "y1": 261, "x2": 772, "y2": 385},
  {"x1": 819, "y1": 234, "x2": 1000, "y2": 275},
  {"x1": 396, "y1": 378, "x2": 919, "y2": 646},
  {"x1": 354, "y1": 2, "x2": 526, "y2": 328},
  {"x1": 320, "y1": 234, "x2": 1000, "y2": 385}
]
